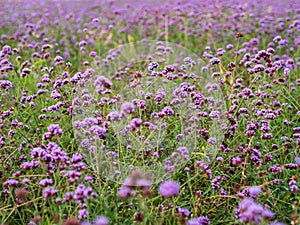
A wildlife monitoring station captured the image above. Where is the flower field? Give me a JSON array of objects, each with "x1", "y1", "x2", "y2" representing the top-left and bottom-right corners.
[{"x1": 0, "y1": 0, "x2": 300, "y2": 224}]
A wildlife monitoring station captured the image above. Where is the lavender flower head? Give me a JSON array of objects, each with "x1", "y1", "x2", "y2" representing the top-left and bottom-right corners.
[
  {"x1": 47, "y1": 124, "x2": 63, "y2": 136},
  {"x1": 94, "y1": 216, "x2": 109, "y2": 225},
  {"x1": 187, "y1": 216, "x2": 210, "y2": 225},
  {"x1": 236, "y1": 198, "x2": 274, "y2": 224},
  {"x1": 121, "y1": 102, "x2": 135, "y2": 115},
  {"x1": 159, "y1": 180, "x2": 180, "y2": 198},
  {"x1": 248, "y1": 186, "x2": 262, "y2": 199}
]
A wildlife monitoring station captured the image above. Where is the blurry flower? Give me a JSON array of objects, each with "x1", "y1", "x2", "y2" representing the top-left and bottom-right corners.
[
  {"x1": 15, "y1": 188, "x2": 28, "y2": 200},
  {"x1": 94, "y1": 216, "x2": 109, "y2": 225},
  {"x1": 134, "y1": 211, "x2": 144, "y2": 222},
  {"x1": 207, "y1": 137, "x2": 216, "y2": 145},
  {"x1": 47, "y1": 124, "x2": 63, "y2": 136},
  {"x1": 51, "y1": 90, "x2": 61, "y2": 100},
  {"x1": 42, "y1": 186, "x2": 57, "y2": 200},
  {"x1": 248, "y1": 186, "x2": 262, "y2": 199},
  {"x1": 130, "y1": 118, "x2": 143, "y2": 130},
  {"x1": 121, "y1": 102, "x2": 135, "y2": 114},
  {"x1": 78, "y1": 209, "x2": 89, "y2": 219},
  {"x1": 273, "y1": 35, "x2": 282, "y2": 42},
  {"x1": 187, "y1": 216, "x2": 210, "y2": 225},
  {"x1": 122, "y1": 170, "x2": 152, "y2": 189},
  {"x1": 295, "y1": 156, "x2": 300, "y2": 166},
  {"x1": 118, "y1": 186, "x2": 134, "y2": 199},
  {"x1": 235, "y1": 198, "x2": 274, "y2": 224},
  {"x1": 159, "y1": 180, "x2": 180, "y2": 198},
  {"x1": 3, "y1": 179, "x2": 19, "y2": 187}
]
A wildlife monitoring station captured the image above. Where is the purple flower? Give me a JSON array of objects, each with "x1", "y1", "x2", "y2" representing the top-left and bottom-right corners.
[
  {"x1": 3, "y1": 179, "x2": 19, "y2": 188},
  {"x1": 209, "y1": 110, "x2": 220, "y2": 119},
  {"x1": 85, "y1": 176, "x2": 93, "y2": 182},
  {"x1": 261, "y1": 133, "x2": 273, "y2": 140},
  {"x1": 196, "y1": 161, "x2": 212, "y2": 179},
  {"x1": 273, "y1": 35, "x2": 282, "y2": 42},
  {"x1": 81, "y1": 221, "x2": 91, "y2": 225},
  {"x1": 47, "y1": 124, "x2": 63, "y2": 136},
  {"x1": 54, "y1": 55, "x2": 63, "y2": 63},
  {"x1": 207, "y1": 137, "x2": 216, "y2": 145},
  {"x1": 39, "y1": 179, "x2": 53, "y2": 187},
  {"x1": 20, "y1": 161, "x2": 39, "y2": 170},
  {"x1": 162, "y1": 106, "x2": 174, "y2": 116},
  {"x1": 94, "y1": 216, "x2": 109, "y2": 225},
  {"x1": 0, "y1": 80, "x2": 13, "y2": 90},
  {"x1": 220, "y1": 189, "x2": 227, "y2": 196},
  {"x1": 51, "y1": 90, "x2": 61, "y2": 100},
  {"x1": 268, "y1": 165, "x2": 283, "y2": 173},
  {"x1": 248, "y1": 186, "x2": 262, "y2": 199},
  {"x1": 209, "y1": 57, "x2": 221, "y2": 65},
  {"x1": 295, "y1": 156, "x2": 300, "y2": 166},
  {"x1": 236, "y1": 198, "x2": 273, "y2": 224},
  {"x1": 2, "y1": 45, "x2": 11, "y2": 54},
  {"x1": 232, "y1": 156, "x2": 242, "y2": 166},
  {"x1": 55, "y1": 198, "x2": 62, "y2": 204},
  {"x1": 226, "y1": 44, "x2": 233, "y2": 50},
  {"x1": 107, "y1": 111, "x2": 122, "y2": 121},
  {"x1": 22, "y1": 178, "x2": 30, "y2": 184},
  {"x1": 253, "y1": 64, "x2": 265, "y2": 73},
  {"x1": 118, "y1": 186, "x2": 132, "y2": 199},
  {"x1": 89, "y1": 126, "x2": 106, "y2": 139},
  {"x1": 176, "y1": 207, "x2": 190, "y2": 217},
  {"x1": 64, "y1": 192, "x2": 74, "y2": 202},
  {"x1": 42, "y1": 186, "x2": 57, "y2": 200},
  {"x1": 212, "y1": 176, "x2": 221, "y2": 190},
  {"x1": 78, "y1": 208, "x2": 89, "y2": 219},
  {"x1": 130, "y1": 118, "x2": 143, "y2": 130},
  {"x1": 187, "y1": 216, "x2": 210, "y2": 225},
  {"x1": 216, "y1": 157, "x2": 224, "y2": 162},
  {"x1": 159, "y1": 180, "x2": 180, "y2": 198},
  {"x1": 284, "y1": 163, "x2": 297, "y2": 169},
  {"x1": 177, "y1": 147, "x2": 189, "y2": 160},
  {"x1": 262, "y1": 209, "x2": 274, "y2": 219},
  {"x1": 121, "y1": 102, "x2": 135, "y2": 114},
  {"x1": 22, "y1": 68, "x2": 32, "y2": 75},
  {"x1": 148, "y1": 62, "x2": 159, "y2": 71},
  {"x1": 269, "y1": 221, "x2": 286, "y2": 225},
  {"x1": 94, "y1": 76, "x2": 112, "y2": 91}
]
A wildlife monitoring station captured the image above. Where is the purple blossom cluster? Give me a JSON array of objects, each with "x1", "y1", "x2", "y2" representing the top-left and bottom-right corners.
[
  {"x1": 235, "y1": 198, "x2": 275, "y2": 224},
  {"x1": 187, "y1": 216, "x2": 210, "y2": 225},
  {"x1": 159, "y1": 180, "x2": 180, "y2": 198}
]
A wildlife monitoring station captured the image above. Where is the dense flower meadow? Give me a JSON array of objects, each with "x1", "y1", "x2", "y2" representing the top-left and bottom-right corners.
[{"x1": 0, "y1": 0, "x2": 300, "y2": 224}]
